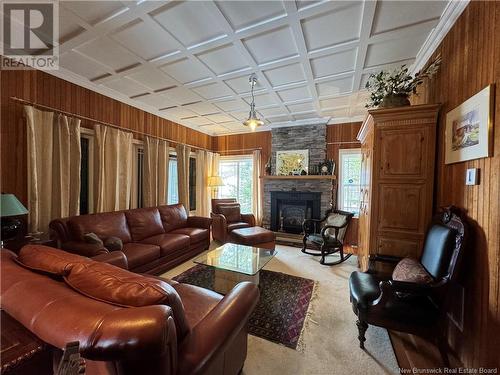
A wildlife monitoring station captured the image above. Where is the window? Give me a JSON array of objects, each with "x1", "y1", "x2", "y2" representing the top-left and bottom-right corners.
[
  {"x1": 218, "y1": 156, "x2": 253, "y2": 213},
  {"x1": 167, "y1": 155, "x2": 197, "y2": 211},
  {"x1": 79, "y1": 131, "x2": 94, "y2": 214},
  {"x1": 136, "y1": 148, "x2": 144, "y2": 208},
  {"x1": 338, "y1": 149, "x2": 362, "y2": 215}
]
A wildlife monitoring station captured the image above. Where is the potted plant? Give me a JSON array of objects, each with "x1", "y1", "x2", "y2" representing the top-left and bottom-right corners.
[{"x1": 365, "y1": 55, "x2": 441, "y2": 108}]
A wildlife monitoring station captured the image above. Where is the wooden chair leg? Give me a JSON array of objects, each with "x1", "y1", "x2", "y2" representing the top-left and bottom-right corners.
[
  {"x1": 356, "y1": 320, "x2": 368, "y2": 349},
  {"x1": 301, "y1": 236, "x2": 308, "y2": 254},
  {"x1": 320, "y1": 244, "x2": 327, "y2": 264}
]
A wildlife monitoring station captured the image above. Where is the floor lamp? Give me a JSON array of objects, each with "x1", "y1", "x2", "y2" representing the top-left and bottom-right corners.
[{"x1": 208, "y1": 176, "x2": 224, "y2": 199}]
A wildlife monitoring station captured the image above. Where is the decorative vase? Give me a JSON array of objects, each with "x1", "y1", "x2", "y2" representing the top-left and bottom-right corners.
[{"x1": 379, "y1": 93, "x2": 411, "y2": 108}]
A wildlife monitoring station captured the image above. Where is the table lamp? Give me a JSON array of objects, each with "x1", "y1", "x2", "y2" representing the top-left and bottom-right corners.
[
  {"x1": 208, "y1": 176, "x2": 224, "y2": 199},
  {"x1": 1, "y1": 193, "x2": 28, "y2": 243}
]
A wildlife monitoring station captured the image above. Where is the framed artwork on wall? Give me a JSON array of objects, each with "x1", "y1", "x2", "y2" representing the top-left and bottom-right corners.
[
  {"x1": 445, "y1": 84, "x2": 494, "y2": 164},
  {"x1": 276, "y1": 150, "x2": 309, "y2": 175}
]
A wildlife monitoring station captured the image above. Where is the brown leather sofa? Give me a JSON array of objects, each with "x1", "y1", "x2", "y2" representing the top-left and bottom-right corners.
[
  {"x1": 210, "y1": 199, "x2": 255, "y2": 243},
  {"x1": 1, "y1": 246, "x2": 259, "y2": 375},
  {"x1": 50, "y1": 204, "x2": 211, "y2": 275}
]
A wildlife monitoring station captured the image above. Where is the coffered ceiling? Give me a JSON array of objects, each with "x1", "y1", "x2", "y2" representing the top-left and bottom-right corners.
[{"x1": 53, "y1": 0, "x2": 454, "y2": 136}]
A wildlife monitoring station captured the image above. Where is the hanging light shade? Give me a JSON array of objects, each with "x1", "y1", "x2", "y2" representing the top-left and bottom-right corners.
[{"x1": 243, "y1": 73, "x2": 264, "y2": 131}]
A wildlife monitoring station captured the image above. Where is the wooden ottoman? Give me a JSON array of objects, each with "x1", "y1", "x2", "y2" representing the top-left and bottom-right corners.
[{"x1": 229, "y1": 227, "x2": 276, "y2": 249}]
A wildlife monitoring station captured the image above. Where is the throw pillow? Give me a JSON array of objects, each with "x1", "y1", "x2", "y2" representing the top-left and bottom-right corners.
[
  {"x1": 392, "y1": 257, "x2": 434, "y2": 284},
  {"x1": 83, "y1": 232, "x2": 103, "y2": 246},
  {"x1": 218, "y1": 203, "x2": 242, "y2": 223},
  {"x1": 104, "y1": 236, "x2": 123, "y2": 252}
]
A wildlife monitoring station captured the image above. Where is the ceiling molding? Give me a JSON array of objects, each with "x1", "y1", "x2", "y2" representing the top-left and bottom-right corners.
[{"x1": 411, "y1": 0, "x2": 469, "y2": 74}]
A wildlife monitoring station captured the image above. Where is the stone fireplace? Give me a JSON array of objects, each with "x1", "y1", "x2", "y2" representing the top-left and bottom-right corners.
[{"x1": 263, "y1": 124, "x2": 333, "y2": 232}]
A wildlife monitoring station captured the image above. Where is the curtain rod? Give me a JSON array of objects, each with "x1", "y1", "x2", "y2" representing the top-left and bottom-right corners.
[
  {"x1": 217, "y1": 147, "x2": 262, "y2": 153},
  {"x1": 10, "y1": 96, "x2": 211, "y2": 152}
]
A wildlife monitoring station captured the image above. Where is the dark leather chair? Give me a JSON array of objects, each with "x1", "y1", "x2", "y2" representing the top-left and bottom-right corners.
[
  {"x1": 1, "y1": 245, "x2": 259, "y2": 375},
  {"x1": 348, "y1": 207, "x2": 467, "y2": 364},
  {"x1": 210, "y1": 199, "x2": 256, "y2": 243},
  {"x1": 301, "y1": 208, "x2": 354, "y2": 265}
]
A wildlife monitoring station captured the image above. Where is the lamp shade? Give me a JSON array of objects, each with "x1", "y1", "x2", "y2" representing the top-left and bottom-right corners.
[
  {"x1": 208, "y1": 176, "x2": 224, "y2": 187},
  {"x1": 0, "y1": 194, "x2": 28, "y2": 217}
]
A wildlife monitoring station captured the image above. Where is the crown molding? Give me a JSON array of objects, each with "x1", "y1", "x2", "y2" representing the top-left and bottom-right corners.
[{"x1": 411, "y1": 0, "x2": 469, "y2": 74}]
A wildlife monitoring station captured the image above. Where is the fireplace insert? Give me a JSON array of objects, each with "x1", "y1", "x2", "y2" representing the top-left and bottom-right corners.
[{"x1": 270, "y1": 191, "x2": 321, "y2": 234}]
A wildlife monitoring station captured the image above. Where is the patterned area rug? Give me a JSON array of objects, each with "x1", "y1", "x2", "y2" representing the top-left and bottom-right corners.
[{"x1": 173, "y1": 264, "x2": 316, "y2": 349}]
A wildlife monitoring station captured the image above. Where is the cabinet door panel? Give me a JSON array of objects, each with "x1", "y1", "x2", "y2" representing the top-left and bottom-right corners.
[
  {"x1": 379, "y1": 128, "x2": 427, "y2": 179},
  {"x1": 376, "y1": 236, "x2": 421, "y2": 258},
  {"x1": 377, "y1": 184, "x2": 424, "y2": 232}
]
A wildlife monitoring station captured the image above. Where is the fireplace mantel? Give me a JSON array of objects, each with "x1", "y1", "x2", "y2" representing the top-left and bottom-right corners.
[{"x1": 260, "y1": 175, "x2": 336, "y2": 180}]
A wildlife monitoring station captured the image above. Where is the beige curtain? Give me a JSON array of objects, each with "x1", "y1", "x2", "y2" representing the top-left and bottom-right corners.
[
  {"x1": 26, "y1": 106, "x2": 81, "y2": 233},
  {"x1": 176, "y1": 144, "x2": 191, "y2": 210},
  {"x1": 196, "y1": 150, "x2": 219, "y2": 217},
  {"x1": 252, "y1": 150, "x2": 263, "y2": 225},
  {"x1": 95, "y1": 124, "x2": 133, "y2": 213},
  {"x1": 143, "y1": 136, "x2": 168, "y2": 207}
]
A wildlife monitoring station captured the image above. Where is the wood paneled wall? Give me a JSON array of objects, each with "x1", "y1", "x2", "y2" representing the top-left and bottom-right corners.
[
  {"x1": 0, "y1": 69, "x2": 212, "y2": 206},
  {"x1": 412, "y1": 1, "x2": 500, "y2": 368}
]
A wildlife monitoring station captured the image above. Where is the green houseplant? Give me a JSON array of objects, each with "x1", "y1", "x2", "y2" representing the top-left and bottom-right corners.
[{"x1": 365, "y1": 55, "x2": 441, "y2": 108}]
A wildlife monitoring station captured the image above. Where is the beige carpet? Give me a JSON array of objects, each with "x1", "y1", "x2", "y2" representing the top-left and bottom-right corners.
[{"x1": 162, "y1": 244, "x2": 399, "y2": 375}]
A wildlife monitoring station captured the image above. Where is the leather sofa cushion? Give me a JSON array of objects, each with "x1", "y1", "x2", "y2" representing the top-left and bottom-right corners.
[
  {"x1": 173, "y1": 282, "x2": 222, "y2": 328},
  {"x1": 65, "y1": 261, "x2": 190, "y2": 340},
  {"x1": 121, "y1": 243, "x2": 161, "y2": 269},
  {"x1": 170, "y1": 228, "x2": 209, "y2": 244},
  {"x1": 227, "y1": 222, "x2": 251, "y2": 232},
  {"x1": 348, "y1": 271, "x2": 381, "y2": 309},
  {"x1": 125, "y1": 208, "x2": 165, "y2": 241},
  {"x1": 158, "y1": 204, "x2": 188, "y2": 232},
  {"x1": 218, "y1": 203, "x2": 241, "y2": 223},
  {"x1": 212, "y1": 198, "x2": 237, "y2": 214},
  {"x1": 69, "y1": 212, "x2": 132, "y2": 243},
  {"x1": 17, "y1": 244, "x2": 90, "y2": 275},
  {"x1": 392, "y1": 258, "x2": 434, "y2": 284},
  {"x1": 141, "y1": 234, "x2": 190, "y2": 256}
]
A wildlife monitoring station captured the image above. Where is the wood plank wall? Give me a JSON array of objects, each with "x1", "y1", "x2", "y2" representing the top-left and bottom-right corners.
[
  {"x1": 411, "y1": 1, "x2": 500, "y2": 368},
  {"x1": 0, "y1": 69, "x2": 212, "y2": 206}
]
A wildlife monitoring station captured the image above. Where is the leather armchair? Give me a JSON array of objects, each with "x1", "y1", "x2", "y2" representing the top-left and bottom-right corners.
[
  {"x1": 210, "y1": 199, "x2": 255, "y2": 243},
  {"x1": 348, "y1": 207, "x2": 467, "y2": 365}
]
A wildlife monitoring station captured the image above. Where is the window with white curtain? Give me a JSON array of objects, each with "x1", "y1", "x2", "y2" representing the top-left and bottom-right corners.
[
  {"x1": 338, "y1": 149, "x2": 362, "y2": 216},
  {"x1": 218, "y1": 156, "x2": 253, "y2": 213},
  {"x1": 167, "y1": 157, "x2": 178, "y2": 205}
]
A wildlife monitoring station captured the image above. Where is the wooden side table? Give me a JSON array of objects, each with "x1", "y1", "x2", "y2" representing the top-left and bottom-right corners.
[
  {"x1": 1, "y1": 234, "x2": 56, "y2": 253},
  {"x1": 1, "y1": 311, "x2": 52, "y2": 375}
]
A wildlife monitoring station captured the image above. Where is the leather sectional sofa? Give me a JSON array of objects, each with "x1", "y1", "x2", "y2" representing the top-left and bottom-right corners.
[
  {"x1": 49, "y1": 204, "x2": 211, "y2": 275},
  {"x1": 1, "y1": 245, "x2": 259, "y2": 375}
]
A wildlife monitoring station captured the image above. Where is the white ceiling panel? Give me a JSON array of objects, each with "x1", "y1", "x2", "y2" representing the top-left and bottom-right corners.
[
  {"x1": 53, "y1": 0, "x2": 451, "y2": 135},
  {"x1": 317, "y1": 76, "x2": 354, "y2": 97},
  {"x1": 216, "y1": 1, "x2": 286, "y2": 31},
  {"x1": 310, "y1": 49, "x2": 357, "y2": 79},
  {"x1": 263, "y1": 63, "x2": 306, "y2": 87},
  {"x1": 151, "y1": 2, "x2": 227, "y2": 48},
  {"x1": 372, "y1": 1, "x2": 446, "y2": 35},
  {"x1": 243, "y1": 26, "x2": 298, "y2": 65},
  {"x1": 126, "y1": 68, "x2": 176, "y2": 91},
  {"x1": 197, "y1": 44, "x2": 249, "y2": 75},
  {"x1": 160, "y1": 58, "x2": 212, "y2": 84},
  {"x1": 192, "y1": 82, "x2": 234, "y2": 100},
  {"x1": 277, "y1": 86, "x2": 311, "y2": 102},
  {"x1": 301, "y1": 3, "x2": 362, "y2": 52},
  {"x1": 112, "y1": 20, "x2": 179, "y2": 61},
  {"x1": 75, "y1": 37, "x2": 139, "y2": 71}
]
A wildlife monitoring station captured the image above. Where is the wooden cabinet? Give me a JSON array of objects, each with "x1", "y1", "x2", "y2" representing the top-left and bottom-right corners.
[{"x1": 356, "y1": 104, "x2": 440, "y2": 271}]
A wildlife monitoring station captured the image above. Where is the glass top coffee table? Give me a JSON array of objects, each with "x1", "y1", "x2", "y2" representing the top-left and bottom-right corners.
[{"x1": 194, "y1": 243, "x2": 277, "y2": 294}]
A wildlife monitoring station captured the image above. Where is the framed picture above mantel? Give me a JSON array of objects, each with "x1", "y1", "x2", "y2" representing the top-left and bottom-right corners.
[
  {"x1": 445, "y1": 84, "x2": 494, "y2": 164},
  {"x1": 276, "y1": 149, "x2": 309, "y2": 175}
]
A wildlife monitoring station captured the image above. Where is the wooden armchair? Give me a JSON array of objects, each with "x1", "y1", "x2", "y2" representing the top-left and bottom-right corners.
[
  {"x1": 301, "y1": 208, "x2": 354, "y2": 265},
  {"x1": 348, "y1": 206, "x2": 467, "y2": 365}
]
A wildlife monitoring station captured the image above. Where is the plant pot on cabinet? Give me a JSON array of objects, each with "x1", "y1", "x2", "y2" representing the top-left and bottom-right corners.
[{"x1": 379, "y1": 93, "x2": 411, "y2": 108}]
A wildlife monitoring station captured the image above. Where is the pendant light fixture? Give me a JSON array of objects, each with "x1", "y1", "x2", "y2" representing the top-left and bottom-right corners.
[{"x1": 243, "y1": 73, "x2": 264, "y2": 131}]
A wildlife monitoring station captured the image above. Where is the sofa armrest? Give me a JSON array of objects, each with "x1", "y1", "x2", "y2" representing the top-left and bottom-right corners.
[
  {"x1": 210, "y1": 213, "x2": 228, "y2": 243},
  {"x1": 61, "y1": 241, "x2": 108, "y2": 257},
  {"x1": 177, "y1": 282, "x2": 259, "y2": 375},
  {"x1": 92, "y1": 251, "x2": 128, "y2": 269},
  {"x1": 241, "y1": 213, "x2": 256, "y2": 227},
  {"x1": 187, "y1": 216, "x2": 212, "y2": 229}
]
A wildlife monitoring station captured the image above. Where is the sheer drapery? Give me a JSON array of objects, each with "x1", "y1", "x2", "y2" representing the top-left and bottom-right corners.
[
  {"x1": 94, "y1": 124, "x2": 133, "y2": 213},
  {"x1": 176, "y1": 144, "x2": 191, "y2": 210},
  {"x1": 143, "y1": 136, "x2": 168, "y2": 207},
  {"x1": 25, "y1": 105, "x2": 81, "y2": 233},
  {"x1": 195, "y1": 150, "x2": 220, "y2": 217},
  {"x1": 252, "y1": 150, "x2": 263, "y2": 225}
]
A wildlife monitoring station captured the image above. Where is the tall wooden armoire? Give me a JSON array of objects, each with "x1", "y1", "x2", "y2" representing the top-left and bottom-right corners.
[{"x1": 356, "y1": 104, "x2": 440, "y2": 271}]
